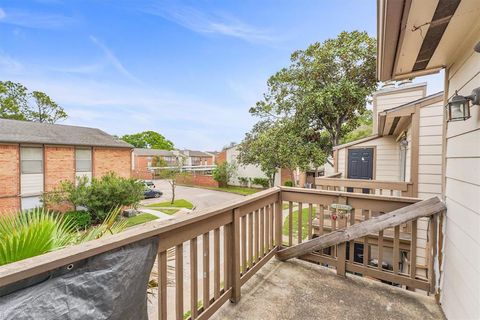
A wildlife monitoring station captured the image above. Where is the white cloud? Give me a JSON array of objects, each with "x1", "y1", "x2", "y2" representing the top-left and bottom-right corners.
[
  {"x1": 0, "y1": 8, "x2": 77, "y2": 29},
  {"x1": 89, "y1": 36, "x2": 141, "y2": 83},
  {"x1": 142, "y1": 4, "x2": 276, "y2": 44},
  {"x1": 50, "y1": 63, "x2": 104, "y2": 75},
  {"x1": 0, "y1": 52, "x2": 23, "y2": 73},
  {"x1": 0, "y1": 68, "x2": 252, "y2": 149}
]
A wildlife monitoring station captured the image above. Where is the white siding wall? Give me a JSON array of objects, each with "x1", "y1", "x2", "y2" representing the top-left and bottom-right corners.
[
  {"x1": 441, "y1": 49, "x2": 480, "y2": 320},
  {"x1": 336, "y1": 136, "x2": 401, "y2": 181},
  {"x1": 337, "y1": 148, "x2": 346, "y2": 176},
  {"x1": 405, "y1": 125, "x2": 412, "y2": 182},
  {"x1": 323, "y1": 160, "x2": 335, "y2": 176},
  {"x1": 225, "y1": 146, "x2": 271, "y2": 186},
  {"x1": 418, "y1": 102, "x2": 444, "y2": 199},
  {"x1": 373, "y1": 84, "x2": 426, "y2": 134}
]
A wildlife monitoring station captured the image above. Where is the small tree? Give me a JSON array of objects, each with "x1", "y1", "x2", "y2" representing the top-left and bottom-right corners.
[
  {"x1": 212, "y1": 161, "x2": 237, "y2": 187},
  {"x1": 156, "y1": 157, "x2": 187, "y2": 204},
  {"x1": 238, "y1": 121, "x2": 325, "y2": 187}
]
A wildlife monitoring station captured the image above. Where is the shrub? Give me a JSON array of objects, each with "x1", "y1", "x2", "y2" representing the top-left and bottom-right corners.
[
  {"x1": 212, "y1": 162, "x2": 236, "y2": 187},
  {"x1": 63, "y1": 210, "x2": 92, "y2": 230},
  {"x1": 238, "y1": 177, "x2": 249, "y2": 187},
  {"x1": 252, "y1": 177, "x2": 270, "y2": 188},
  {"x1": 43, "y1": 172, "x2": 144, "y2": 224},
  {"x1": 284, "y1": 180, "x2": 293, "y2": 187}
]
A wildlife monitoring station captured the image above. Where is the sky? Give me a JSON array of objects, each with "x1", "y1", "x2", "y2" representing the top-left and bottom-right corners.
[{"x1": 0, "y1": 0, "x2": 444, "y2": 151}]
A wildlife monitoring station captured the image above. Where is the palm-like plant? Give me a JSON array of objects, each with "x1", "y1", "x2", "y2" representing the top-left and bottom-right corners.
[
  {"x1": 0, "y1": 209, "x2": 75, "y2": 266},
  {"x1": 77, "y1": 207, "x2": 128, "y2": 242},
  {"x1": 0, "y1": 207, "x2": 127, "y2": 266}
]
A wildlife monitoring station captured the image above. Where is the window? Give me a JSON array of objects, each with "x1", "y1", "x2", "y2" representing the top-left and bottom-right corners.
[
  {"x1": 21, "y1": 147, "x2": 43, "y2": 174},
  {"x1": 76, "y1": 148, "x2": 92, "y2": 172}
]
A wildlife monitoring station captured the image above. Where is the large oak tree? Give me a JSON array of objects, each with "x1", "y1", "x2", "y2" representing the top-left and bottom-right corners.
[{"x1": 246, "y1": 31, "x2": 377, "y2": 167}]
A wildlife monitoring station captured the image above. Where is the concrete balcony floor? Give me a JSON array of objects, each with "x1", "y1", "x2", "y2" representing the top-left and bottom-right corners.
[{"x1": 211, "y1": 258, "x2": 444, "y2": 320}]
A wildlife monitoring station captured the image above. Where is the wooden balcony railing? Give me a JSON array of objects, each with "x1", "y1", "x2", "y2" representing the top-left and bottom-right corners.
[
  {"x1": 315, "y1": 176, "x2": 414, "y2": 197},
  {"x1": 0, "y1": 187, "x2": 444, "y2": 319},
  {"x1": 278, "y1": 187, "x2": 444, "y2": 292}
]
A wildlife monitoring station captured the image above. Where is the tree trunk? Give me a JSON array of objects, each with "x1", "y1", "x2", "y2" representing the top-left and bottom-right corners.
[
  {"x1": 170, "y1": 180, "x2": 176, "y2": 204},
  {"x1": 269, "y1": 173, "x2": 275, "y2": 188}
]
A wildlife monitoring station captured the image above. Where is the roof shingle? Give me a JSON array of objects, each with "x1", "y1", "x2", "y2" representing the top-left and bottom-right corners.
[{"x1": 0, "y1": 119, "x2": 132, "y2": 148}]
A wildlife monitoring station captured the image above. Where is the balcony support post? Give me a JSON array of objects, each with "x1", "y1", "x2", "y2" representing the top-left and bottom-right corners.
[
  {"x1": 275, "y1": 192, "x2": 283, "y2": 253},
  {"x1": 229, "y1": 208, "x2": 241, "y2": 303}
]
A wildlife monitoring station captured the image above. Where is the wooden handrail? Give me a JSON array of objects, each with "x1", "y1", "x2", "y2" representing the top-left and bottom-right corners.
[
  {"x1": 0, "y1": 187, "x2": 281, "y2": 287},
  {"x1": 0, "y1": 186, "x2": 444, "y2": 319},
  {"x1": 324, "y1": 172, "x2": 342, "y2": 178},
  {"x1": 276, "y1": 197, "x2": 445, "y2": 261},
  {"x1": 314, "y1": 177, "x2": 413, "y2": 191}
]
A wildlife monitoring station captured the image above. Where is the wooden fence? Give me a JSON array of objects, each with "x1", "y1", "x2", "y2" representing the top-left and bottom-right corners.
[{"x1": 0, "y1": 186, "x2": 444, "y2": 319}]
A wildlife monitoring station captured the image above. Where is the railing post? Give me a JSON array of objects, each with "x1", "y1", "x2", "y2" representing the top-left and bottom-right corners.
[
  {"x1": 337, "y1": 242, "x2": 346, "y2": 277},
  {"x1": 275, "y1": 191, "x2": 283, "y2": 253},
  {"x1": 229, "y1": 208, "x2": 241, "y2": 303},
  {"x1": 428, "y1": 213, "x2": 438, "y2": 295}
]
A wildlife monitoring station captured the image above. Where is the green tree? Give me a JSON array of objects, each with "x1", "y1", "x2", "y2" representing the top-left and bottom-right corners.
[
  {"x1": 250, "y1": 31, "x2": 377, "y2": 162},
  {"x1": 238, "y1": 121, "x2": 326, "y2": 187},
  {"x1": 0, "y1": 81, "x2": 67, "y2": 123},
  {"x1": 0, "y1": 81, "x2": 29, "y2": 120},
  {"x1": 30, "y1": 91, "x2": 68, "y2": 123},
  {"x1": 121, "y1": 131, "x2": 174, "y2": 150},
  {"x1": 340, "y1": 109, "x2": 373, "y2": 144},
  {"x1": 155, "y1": 157, "x2": 187, "y2": 204},
  {"x1": 212, "y1": 161, "x2": 237, "y2": 187}
]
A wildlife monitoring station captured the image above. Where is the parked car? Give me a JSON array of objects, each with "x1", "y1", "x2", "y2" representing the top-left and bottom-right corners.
[
  {"x1": 142, "y1": 180, "x2": 156, "y2": 188},
  {"x1": 144, "y1": 188, "x2": 162, "y2": 199}
]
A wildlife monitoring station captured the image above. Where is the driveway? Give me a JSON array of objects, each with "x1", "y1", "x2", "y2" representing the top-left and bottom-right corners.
[
  {"x1": 142, "y1": 180, "x2": 245, "y2": 319},
  {"x1": 140, "y1": 179, "x2": 244, "y2": 211}
]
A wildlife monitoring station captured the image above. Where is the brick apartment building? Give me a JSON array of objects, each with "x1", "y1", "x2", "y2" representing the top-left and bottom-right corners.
[
  {"x1": 0, "y1": 119, "x2": 133, "y2": 213},
  {"x1": 131, "y1": 148, "x2": 181, "y2": 179},
  {"x1": 180, "y1": 150, "x2": 214, "y2": 166},
  {"x1": 132, "y1": 148, "x2": 215, "y2": 178}
]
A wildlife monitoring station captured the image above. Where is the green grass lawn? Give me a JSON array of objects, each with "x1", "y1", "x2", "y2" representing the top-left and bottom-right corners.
[
  {"x1": 282, "y1": 207, "x2": 316, "y2": 240},
  {"x1": 180, "y1": 184, "x2": 262, "y2": 195},
  {"x1": 125, "y1": 213, "x2": 159, "y2": 227},
  {"x1": 146, "y1": 199, "x2": 194, "y2": 209}
]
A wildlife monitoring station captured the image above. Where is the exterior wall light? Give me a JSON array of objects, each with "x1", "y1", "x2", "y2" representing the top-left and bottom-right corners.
[{"x1": 446, "y1": 88, "x2": 480, "y2": 121}]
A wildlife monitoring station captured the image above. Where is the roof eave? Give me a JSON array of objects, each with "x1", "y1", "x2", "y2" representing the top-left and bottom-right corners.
[{"x1": 377, "y1": 0, "x2": 404, "y2": 81}]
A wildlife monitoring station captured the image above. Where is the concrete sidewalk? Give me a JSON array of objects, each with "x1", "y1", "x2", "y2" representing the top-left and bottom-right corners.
[{"x1": 138, "y1": 208, "x2": 175, "y2": 220}]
